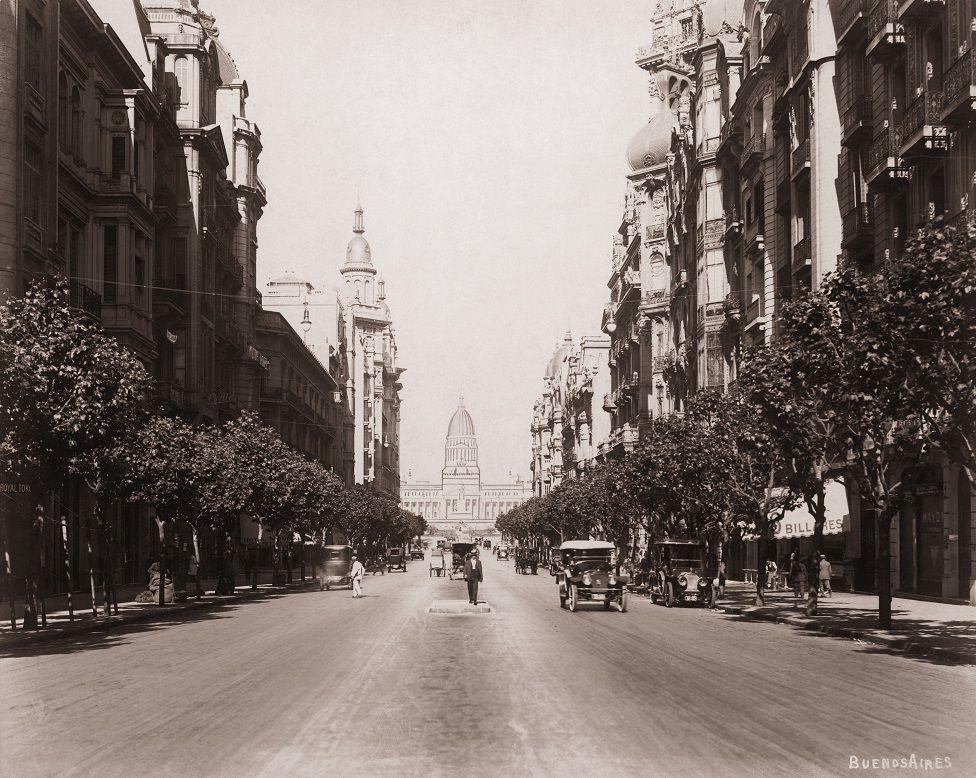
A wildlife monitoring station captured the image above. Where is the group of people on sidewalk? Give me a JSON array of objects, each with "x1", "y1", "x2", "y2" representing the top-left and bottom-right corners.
[{"x1": 759, "y1": 552, "x2": 832, "y2": 607}]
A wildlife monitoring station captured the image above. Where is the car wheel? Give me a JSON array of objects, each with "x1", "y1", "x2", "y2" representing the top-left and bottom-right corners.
[
  {"x1": 568, "y1": 584, "x2": 578, "y2": 612},
  {"x1": 665, "y1": 583, "x2": 674, "y2": 608},
  {"x1": 650, "y1": 592, "x2": 657, "y2": 604},
  {"x1": 603, "y1": 596, "x2": 611, "y2": 610},
  {"x1": 325, "y1": 583, "x2": 331, "y2": 591},
  {"x1": 619, "y1": 590, "x2": 629, "y2": 613},
  {"x1": 559, "y1": 592, "x2": 567, "y2": 608}
]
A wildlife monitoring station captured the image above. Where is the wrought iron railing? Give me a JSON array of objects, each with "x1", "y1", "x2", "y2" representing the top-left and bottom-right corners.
[
  {"x1": 69, "y1": 281, "x2": 101, "y2": 319},
  {"x1": 941, "y1": 49, "x2": 976, "y2": 118}
]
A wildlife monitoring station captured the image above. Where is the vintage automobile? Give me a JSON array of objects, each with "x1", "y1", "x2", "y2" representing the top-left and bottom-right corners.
[
  {"x1": 648, "y1": 539, "x2": 714, "y2": 608},
  {"x1": 495, "y1": 544, "x2": 511, "y2": 561},
  {"x1": 514, "y1": 547, "x2": 538, "y2": 574},
  {"x1": 386, "y1": 547, "x2": 408, "y2": 573},
  {"x1": 556, "y1": 540, "x2": 628, "y2": 612},
  {"x1": 449, "y1": 542, "x2": 476, "y2": 579},
  {"x1": 409, "y1": 546, "x2": 425, "y2": 560},
  {"x1": 317, "y1": 544, "x2": 354, "y2": 591}
]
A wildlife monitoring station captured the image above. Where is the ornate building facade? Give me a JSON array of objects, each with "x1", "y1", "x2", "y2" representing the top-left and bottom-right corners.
[
  {"x1": 339, "y1": 205, "x2": 404, "y2": 496},
  {"x1": 531, "y1": 332, "x2": 611, "y2": 495},
  {"x1": 401, "y1": 400, "x2": 531, "y2": 534}
]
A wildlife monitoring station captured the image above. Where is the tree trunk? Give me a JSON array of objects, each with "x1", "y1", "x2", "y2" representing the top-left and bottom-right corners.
[
  {"x1": 34, "y1": 505, "x2": 47, "y2": 627},
  {"x1": 2, "y1": 535, "x2": 15, "y2": 630},
  {"x1": 192, "y1": 528, "x2": 202, "y2": 599},
  {"x1": 755, "y1": 530, "x2": 768, "y2": 607},
  {"x1": 156, "y1": 516, "x2": 166, "y2": 607},
  {"x1": 877, "y1": 506, "x2": 894, "y2": 629},
  {"x1": 95, "y1": 506, "x2": 111, "y2": 617},
  {"x1": 60, "y1": 514, "x2": 73, "y2": 622},
  {"x1": 807, "y1": 488, "x2": 827, "y2": 617},
  {"x1": 23, "y1": 505, "x2": 41, "y2": 629},
  {"x1": 299, "y1": 534, "x2": 306, "y2": 582},
  {"x1": 86, "y1": 513, "x2": 98, "y2": 617}
]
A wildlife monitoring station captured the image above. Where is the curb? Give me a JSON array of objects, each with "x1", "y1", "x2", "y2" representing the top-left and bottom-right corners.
[
  {"x1": 0, "y1": 581, "x2": 320, "y2": 650},
  {"x1": 716, "y1": 603, "x2": 975, "y2": 664}
]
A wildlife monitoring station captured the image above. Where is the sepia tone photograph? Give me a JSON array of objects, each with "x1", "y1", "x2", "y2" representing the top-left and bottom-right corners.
[{"x1": 1, "y1": 0, "x2": 975, "y2": 775}]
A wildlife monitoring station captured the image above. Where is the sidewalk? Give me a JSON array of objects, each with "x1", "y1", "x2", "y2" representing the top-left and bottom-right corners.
[
  {"x1": 713, "y1": 581, "x2": 976, "y2": 664},
  {"x1": 0, "y1": 575, "x2": 320, "y2": 651}
]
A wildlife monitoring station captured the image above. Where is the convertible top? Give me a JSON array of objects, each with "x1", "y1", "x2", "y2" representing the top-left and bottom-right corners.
[{"x1": 560, "y1": 540, "x2": 615, "y2": 551}]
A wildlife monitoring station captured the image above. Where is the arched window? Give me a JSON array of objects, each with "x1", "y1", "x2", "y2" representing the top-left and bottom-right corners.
[
  {"x1": 70, "y1": 86, "x2": 82, "y2": 157},
  {"x1": 58, "y1": 73, "x2": 69, "y2": 149},
  {"x1": 174, "y1": 56, "x2": 189, "y2": 105}
]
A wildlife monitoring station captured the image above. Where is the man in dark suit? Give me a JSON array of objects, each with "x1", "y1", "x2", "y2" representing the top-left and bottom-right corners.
[{"x1": 464, "y1": 549, "x2": 483, "y2": 604}]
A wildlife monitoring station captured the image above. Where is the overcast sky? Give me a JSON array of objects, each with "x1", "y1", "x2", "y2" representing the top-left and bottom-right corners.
[{"x1": 205, "y1": 0, "x2": 650, "y2": 482}]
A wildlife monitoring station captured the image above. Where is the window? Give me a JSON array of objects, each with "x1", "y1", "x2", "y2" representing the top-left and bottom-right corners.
[
  {"x1": 103, "y1": 225, "x2": 118, "y2": 303},
  {"x1": 680, "y1": 17, "x2": 693, "y2": 40},
  {"x1": 58, "y1": 73, "x2": 69, "y2": 149},
  {"x1": 24, "y1": 142, "x2": 42, "y2": 224},
  {"x1": 111, "y1": 137, "x2": 125, "y2": 179},
  {"x1": 25, "y1": 14, "x2": 42, "y2": 92},
  {"x1": 174, "y1": 56, "x2": 189, "y2": 105},
  {"x1": 70, "y1": 86, "x2": 82, "y2": 156}
]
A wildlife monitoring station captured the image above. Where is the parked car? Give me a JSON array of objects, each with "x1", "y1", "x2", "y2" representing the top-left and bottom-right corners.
[
  {"x1": 409, "y1": 547, "x2": 425, "y2": 560},
  {"x1": 386, "y1": 547, "x2": 407, "y2": 573},
  {"x1": 495, "y1": 544, "x2": 511, "y2": 561},
  {"x1": 556, "y1": 540, "x2": 628, "y2": 612},
  {"x1": 648, "y1": 540, "x2": 714, "y2": 608},
  {"x1": 317, "y1": 545, "x2": 354, "y2": 591}
]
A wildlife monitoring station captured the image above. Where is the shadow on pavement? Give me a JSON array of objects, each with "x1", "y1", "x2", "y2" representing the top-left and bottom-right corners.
[
  {"x1": 0, "y1": 588, "x2": 301, "y2": 660},
  {"x1": 714, "y1": 592, "x2": 976, "y2": 667}
]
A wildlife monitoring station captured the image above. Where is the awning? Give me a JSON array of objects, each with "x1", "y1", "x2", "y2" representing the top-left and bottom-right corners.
[{"x1": 771, "y1": 480, "x2": 851, "y2": 540}]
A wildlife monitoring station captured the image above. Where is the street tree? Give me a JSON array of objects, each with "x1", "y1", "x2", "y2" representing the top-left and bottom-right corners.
[
  {"x1": 0, "y1": 276, "x2": 149, "y2": 627},
  {"x1": 876, "y1": 217, "x2": 976, "y2": 485}
]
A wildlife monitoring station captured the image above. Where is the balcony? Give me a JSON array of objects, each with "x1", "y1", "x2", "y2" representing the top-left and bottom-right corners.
[
  {"x1": 717, "y1": 120, "x2": 742, "y2": 159},
  {"x1": 837, "y1": 0, "x2": 870, "y2": 46},
  {"x1": 725, "y1": 211, "x2": 743, "y2": 237},
  {"x1": 742, "y1": 132, "x2": 767, "y2": 172},
  {"x1": 941, "y1": 50, "x2": 976, "y2": 126},
  {"x1": 622, "y1": 268, "x2": 641, "y2": 294},
  {"x1": 841, "y1": 99, "x2": 873, "y2": 146},
  {"x1": 897, "y1": 0, "x2": 945, "y2": 19},
  {"x1": 69, "y1": 281, "x2": 102, "y2": 320},
  {"x1": 790, "y1": 138, "x2": 811, "y2": 180},
  {"x1": 841, "y1": 203, "x2": 872, "y2": 252},
  {"x1": 745, "y1": 293, "x2": 764, "y2": 325},
  {"x1": 603, "y1": 392, "x2": 616, "y2": 413},
  {"x1": 724, "y1": 292, "x2": 742, "y2": 321},
  {"x1": 154, "y1": 275, "x2": 188, "y2": 319},
  {"x1": 866, "y1": 0, "x2": 905, "y2": 60},
  {"x1": 790, "y1": 31, "x2": 809, "y2": 80},
  {"x1": 896, "y1": 89, "x2": 948, "y2": 158},
  {"x1": 865, "y1": 129, "x2": 909, "y2": 188},
  {"x1": 641, "y1": 288, "x2": 670, "y2": 310},
  {"x1": 745, "y1": 228, "x2": 765, "y2": 257},
  {"x1": 697, "y1": 136, "x2": 720, "y2": 160},
  {"x1": 156, "y1": 380, "x2": 186, "y2": 409},
  {"x1": 792, "y1": 235, "x2": 812, "y2": 274}
]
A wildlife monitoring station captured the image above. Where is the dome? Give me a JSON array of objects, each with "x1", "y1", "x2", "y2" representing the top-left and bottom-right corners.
[
  {"x1": 702, "y1": 0, "x2": 745, "y2": 38},
  {"x1": 447, "y1": 403, "x2": 476, "y2": 438},
  {"x1": 544, "y1": 335, "x2": 573, "y2": 380},
  {"x1": 626, "y1": 107, "x2": 675, "y2": 172},
  {"x1": 345, "y1": 235, "x2": 372, "y2": 266}
]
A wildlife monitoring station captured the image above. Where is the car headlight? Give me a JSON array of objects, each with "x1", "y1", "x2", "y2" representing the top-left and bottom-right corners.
[
  {"x1": 698, "y1": 578, "x2": 708, "y2": 589},
  {"x1": 582, "y1": 573, "x2": 592, "y2": 586},
  {"x1": 609, "y1": 575, "x2": 617, "y2": 585},
  {"x1": 678, "y1": 574, "x2": 688, "y2": 589}
]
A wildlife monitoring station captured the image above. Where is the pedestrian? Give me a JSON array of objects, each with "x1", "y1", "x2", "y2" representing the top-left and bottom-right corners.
[
  {"x1": 818, "y1": 554, "x2": 832, "y2": 596},
  {"x1": 765, "y1": 558, "x2": 778, "y2": 589},
  {"x1": 187, "y1": 546, "x2": 201, "y2": 600},
  {"x1": 349, "y1": 554, "x2": 365, "y2": 597},
  {"x1": 792, "y1": 555, "x2": 808, "y2": 604},
  {"x1": 464, "y1": 549, "x2": 483, "y2": 605}
]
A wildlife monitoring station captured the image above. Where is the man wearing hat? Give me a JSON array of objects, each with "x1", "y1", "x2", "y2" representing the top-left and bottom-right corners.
[
  {"x1": 349, "y1": 553, "x2": 366, "y2": 598},
  {"x1": 464, "y1": 549, "x2": 484, "y2": 605}
]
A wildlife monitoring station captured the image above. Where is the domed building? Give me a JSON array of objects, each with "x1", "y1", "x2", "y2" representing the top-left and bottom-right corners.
[
  {"x1": 339, "y1": 204, "x2": 403, "y2": 496},
  {"x1": 400, "y1": 398, "x2": 531, "y2": 534}
]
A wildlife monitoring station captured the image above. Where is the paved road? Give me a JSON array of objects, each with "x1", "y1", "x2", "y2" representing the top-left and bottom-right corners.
[{"x1": 2, "y1": 553, "x2": 974, "y2": 776}]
